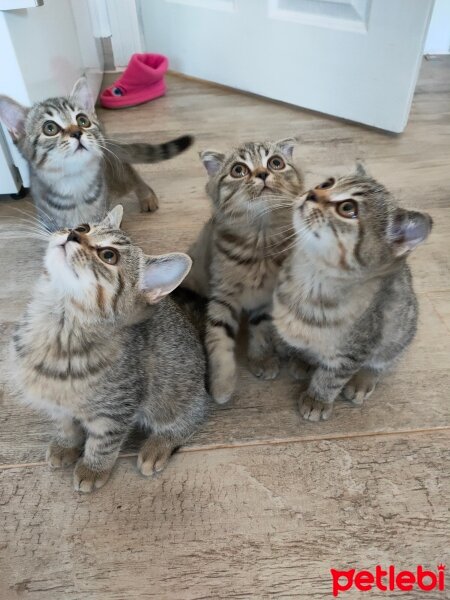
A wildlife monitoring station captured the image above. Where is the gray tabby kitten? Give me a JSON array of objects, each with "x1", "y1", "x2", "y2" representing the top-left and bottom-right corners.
[
  {"x1": 10, "y1": 205, "x2": 208, "y2": 493},
  {"x1": 0, "y1": 77, "x2": 192, "y2": 230},
  {"x1": 184, "y1": 140, "x2": 304, "y2": 404},
  {"x1": 272, "y1": 165, "x2": 432, "y2": 422}
]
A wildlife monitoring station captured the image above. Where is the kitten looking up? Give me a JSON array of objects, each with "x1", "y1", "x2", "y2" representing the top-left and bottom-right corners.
[
  {"x1": 0, "y1": 77, "x2": 193, "y2": 230},
  {"x1": 184, "y1": 139, "x2": 304, "y2": 404},
  {"x1": 272, "y1": 164, "x2": 432, "y2": 422},
  {"x1": 10, "y1": 205, "x2": 209, "y2": 492}
]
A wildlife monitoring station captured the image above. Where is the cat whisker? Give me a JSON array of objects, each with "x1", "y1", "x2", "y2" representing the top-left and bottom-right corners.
[
  {"x1": 0, "y1": 225, "x2": 51, "y2": 242},
  {"x1": 264, "y1": 237, "x2": 300, "y2": 258},
  {"x1": 96, "y1": 142, "x2": 126, "y2": 179},
  {"x1": 264, "y1": 229, "x2": 297, "y2": 249},
  {"x1": 19, "y1": 199, "x2": 60, "y2": 232},
  {"x1": 2, "y1": 216, "x2": 52, "y2": 238},
  {"x1": 6, "y1": 209, "x2": 54, "y2": 236},
  {"x1": 0, "y1": 217, "x2": 51, "y2": 234}
]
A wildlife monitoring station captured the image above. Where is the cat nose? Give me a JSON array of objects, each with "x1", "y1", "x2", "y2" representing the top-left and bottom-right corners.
[
  {"x1": 70, "y1": 129, "x2": 82, "y2": 140},
  {"x1": 67, "y1": 230, "x2": 81, "y2": 244},
  {"x1": 306, "y1": 190, "x2": 317, "y2": 202},
  {"x1": 256, "y1": 171, "x2": 268, "y2": 181}
]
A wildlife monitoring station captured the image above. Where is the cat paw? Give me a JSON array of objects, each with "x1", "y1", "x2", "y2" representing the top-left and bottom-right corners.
[
  {"x1": 298, "y1": 392, "x2": 333, "y2": 422},
  {"x1": 248, "y1": 355, "x2": 280, "y2": 380},
  {"x1": 139, "y1": 191, "x2": 159, "y2": 212},
  {"x1": 137, "y1": 438, "x2": 175, "y2": 477},
  {"x1": 73, "y1": 460, "x2": 112, "y2": 493},
  {"x1": 46, "y1": 442, "x2": 82, "y2": 468},
  {"x1": 342, "y1": 371, "x2": 378, "y2": 406},
  {"x1": 209, "y1": 361, "x2": 237, "y2": 404},
  {"x1": 211, "y1": 378, "x2": 235, "y2": 404},
  {"x1": 288, "y1": 356, "x2": 310, "y2": 381}
]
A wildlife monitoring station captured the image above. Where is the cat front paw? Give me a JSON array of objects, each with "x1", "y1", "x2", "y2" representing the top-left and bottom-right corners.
[
  {"x1": 139, "y1": 190, "x2": 159, "y2": 212},
  {"x1": 342, "y1": 370, "x2": 378, "y2": 406},
  {"x1": 208, "y1": 353, "x2": 237, "y2": 404},
  {"x1": 73, "y1": 460, "x2": 112, "y2": 493},
  {"x1": 210, "y1": 377, "x2": 235, "y2": 405},
  {"x1": 46, "y1": 442, "x2": 82, "y2": 468},
  {"x1": 137, "y1": 437, "x2": 175, "y2": 477},
  {"x1": 298, "y1": 392, "x2": 333, "y2": 422},
  {"x1": 248, "y1": 354, "x2": 280, "y2": 380}
]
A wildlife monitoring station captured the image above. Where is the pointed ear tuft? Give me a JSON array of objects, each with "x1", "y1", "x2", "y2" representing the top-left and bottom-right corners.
[
  {"x1": 276, "y1": 137, "x2": 297, "y2": 159},
  {"x1": 71, "y1": 76, "x2": 95, "y2": 113},
  {"x1": 100, "y1": 205, "x2": 123, "y2": 230},
  {"x1": 0, "y1": 95, "x2": 29, "y2": 139},
  {"x1": 141, "y1": 253, "x2": 192, "y2": 304},
  {"x1": 389, "y1": 209, "x2": 432, "y2": 257},
  {"x1": 355, "y1": 160, "x2": 368, "y2": 177},
  {"x1": 200, "y1": 150, "x2": 225, "y2": 177}
]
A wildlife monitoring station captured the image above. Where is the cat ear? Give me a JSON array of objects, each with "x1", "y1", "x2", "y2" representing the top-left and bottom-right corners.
[
  {"x1": 0, "y1": 95, "x2": 29, "y2": 139},
  {"x1": 141, "y1": 253, "x2": 192, "y2": 304},
  {"x1": 388, "y1": 209, "x2": 433, "y2": 257},
  {"x1": 71, "y1": 76, "x2": 95, "y2": 113},
  {"x1": 276, "y1": 137, "x2": 297, "y2": 159},
  {"x1": 355, "y1": 160, "x2": 368, "y2": 177},
  {"x1": 100, "y1": 205, "x2": 124, "y2": 229},
  {"x1": 200, "y1": 150, "x2": 225, "y2": 176}
]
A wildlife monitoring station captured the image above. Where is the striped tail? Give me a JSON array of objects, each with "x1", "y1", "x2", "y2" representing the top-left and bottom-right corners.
[{"x1": 107, "y1": 135, "x2": 194, "y2": 164}]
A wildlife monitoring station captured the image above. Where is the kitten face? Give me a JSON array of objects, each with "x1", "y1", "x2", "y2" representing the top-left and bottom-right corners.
[
  {"x1": 294, "y1": 170, "x2": 432, "y2": 273},
  {"x1": 201, "y1": 140, "x2": 303, "y2": 217},
  {"x1": 46, "y1": 214, "x2": 139, "y2": 318},
  {"x1": 0, "y1": 77, "x2": 103, "y2": 172},
  {"x1": 44, "y1": 206, "x2": 192, "y2": 320},
  {"x1": 22, "y1": 98, "x2": 103, "y2": 170}
]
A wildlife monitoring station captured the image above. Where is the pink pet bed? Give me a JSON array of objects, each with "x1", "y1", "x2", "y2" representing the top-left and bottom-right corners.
[{"x1": 100, "y1": 53, "x2": 168, "y2": 109}]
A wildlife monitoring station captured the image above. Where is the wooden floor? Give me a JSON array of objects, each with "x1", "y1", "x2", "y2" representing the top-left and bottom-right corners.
[{"x1": 1, "y1": 58, "x2": 449, "y2": 599}]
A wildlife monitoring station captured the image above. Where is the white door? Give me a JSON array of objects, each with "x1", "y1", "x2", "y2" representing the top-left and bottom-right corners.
[{"x1": 138, "y1": 0, "x2": 434, "y2": 132}]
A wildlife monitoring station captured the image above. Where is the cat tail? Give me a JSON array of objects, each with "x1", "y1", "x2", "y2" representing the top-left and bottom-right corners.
[
  {"x1": 107, "y1": 135, "x2": 194, "y2": 164},
  {"x1": 171, "y1": 286, "x2": 207, "y2": 341}
]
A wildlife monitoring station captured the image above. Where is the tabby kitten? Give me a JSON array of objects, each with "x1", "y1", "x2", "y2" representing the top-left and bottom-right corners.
[
  {"x1": 11, "y1": 206, "x2": 208, "y2": 492},
  {"x1": 0, "y1": 77, "x2": 192, "y2": 230},
  {"x1": 272, "y1": 165, "x2": 432, "y2": 422},
  {"x1": 184, "y1": 139, "x2": 304, "y2": 404}
]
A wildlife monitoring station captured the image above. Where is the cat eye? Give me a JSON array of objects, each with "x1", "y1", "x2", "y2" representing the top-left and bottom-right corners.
[
  {"x1": 230, "y1": 163, "x2": 249, "y2": 178},
  {"x1": 336, "y1": 200, "x2": 358, "y2": 219},
  {"x1": 97, "y1": 247, "x2": 119, "y2": 265},
  {"x1": 76, "y1": 114, "x2": 91, "y2": 128},
  {"x1": 42, "y1": 121, "x2": 60, "y2": 136},
  {"x1": 268, "y1": 156, "x2": 285, "y2": 170},
  {"x1": 74, "y1": 224, "x2": 90, "y2": 233},
  {"x1": 317, "y1": 178, "x2": 335, "y2": 190}
]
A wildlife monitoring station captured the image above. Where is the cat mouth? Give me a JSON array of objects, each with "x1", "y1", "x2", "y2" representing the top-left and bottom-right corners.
[
  {"x1": 75, "y1": 142, "x2": 87, "y2": 153},
  {"x1": 258, "y1": 184, "x2": 273, "y2": 194}
]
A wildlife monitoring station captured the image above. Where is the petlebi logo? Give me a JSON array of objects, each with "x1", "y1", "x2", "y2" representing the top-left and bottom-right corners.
[{"x1": 330, "y1": 564, "x2": 446, "y2": 597}]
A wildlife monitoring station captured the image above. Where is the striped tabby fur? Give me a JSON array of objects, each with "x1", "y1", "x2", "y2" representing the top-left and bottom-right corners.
[
  {"x1": 184, "y1": 139, "x2": 304, "y2": 404},
  {"x1": 0, "y1": 77, "x2": 193, "y2": 230},
  {"x1": 272, "y1": 164, "x2": 433, "y2": 422},
  {"x1": 10, "y1": 206, "x2": 208, "y2": 493}
]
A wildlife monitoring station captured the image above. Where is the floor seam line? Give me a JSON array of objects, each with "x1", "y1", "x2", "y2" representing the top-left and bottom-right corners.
[{"x1": 1, "y1": 426, "x2": 449, "y2": 471}]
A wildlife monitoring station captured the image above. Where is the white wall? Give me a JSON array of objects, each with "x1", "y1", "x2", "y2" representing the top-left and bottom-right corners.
[
  {"x1": 3, "y1": 0, "x2": 84, "y2": 100},
  {"x1": 424, "y1": 0, "x2": 450, "y2": 54}
]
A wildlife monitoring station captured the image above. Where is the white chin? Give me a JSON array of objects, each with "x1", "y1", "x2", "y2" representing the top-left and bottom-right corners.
[
  {"x1": 72, "y1": 146, "x2": 92, "y2": 159},
  {"x1": 45, "y1": 247, "x2": 76, "y2": 287}
]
